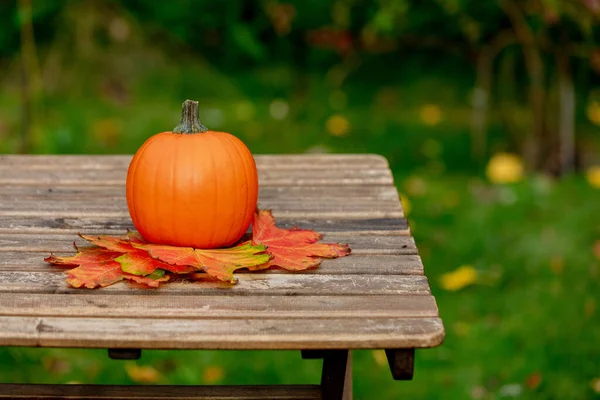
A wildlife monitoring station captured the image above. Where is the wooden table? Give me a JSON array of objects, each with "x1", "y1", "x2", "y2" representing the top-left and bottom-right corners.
[{"x1": 0, "y1": 154, "x2": 444, "y2": 400}]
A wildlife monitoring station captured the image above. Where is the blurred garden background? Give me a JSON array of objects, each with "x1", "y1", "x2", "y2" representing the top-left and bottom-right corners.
[{"x1": 1, "y1": 0, "x2": 600, "y2": 398}]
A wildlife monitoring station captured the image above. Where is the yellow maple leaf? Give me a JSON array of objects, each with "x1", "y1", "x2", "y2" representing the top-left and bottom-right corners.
[
  {"x1": 586, "y1": 166, "x2": 600, "y2": 189},
  {"x1": 486, "y1": 153, "x2": 524, "y2": 184},
  {"x1": 440, "y1": 265, "x2": 477, "y2": 291}
]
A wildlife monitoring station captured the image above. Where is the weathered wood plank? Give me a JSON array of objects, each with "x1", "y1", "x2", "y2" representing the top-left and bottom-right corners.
[
  {"x1": 0, "y1": 233, "x2": 416, "y2": 254},
  {"x1": 0, "y1": 209, "x2": 403, "y2": 220},
  {"x1": 0, "y1": 253, "x2": 423, "y2": 275},
  {"x1": 0, "y1": 199, "x2": 402, "y2": 217},
  {"x1": 0, "y1": 272, "x2": 430, "y2": 296},
  {"x1": 0, "y1": 184, "x2": 401, "y2": 201},
  {"x1": 0, "y1": 153, "x2": 389, "y2": 170},
  {"x1": 0, "y1": 383, "x2": 322, "y2": 400},
  {"x1": 0, "y1": 216, "x2": 409, "y2": 236},
  {"x1": 0, "y1": 316, "x2": 445, "y2": 349},
  {"x1": 0, "y1": 293, "x2": 439, "y2": 319},
  {"x1": 0, "y1": 168, "x2": 393, "y2": 187}
]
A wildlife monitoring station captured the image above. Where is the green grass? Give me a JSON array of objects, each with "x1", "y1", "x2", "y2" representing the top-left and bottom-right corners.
[{"x1": 1, "y1": 53, "x2": 599, "y2": 398}]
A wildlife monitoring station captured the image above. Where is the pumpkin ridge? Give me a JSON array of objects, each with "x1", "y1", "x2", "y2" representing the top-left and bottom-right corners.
[
  {"x1": 127, "y1": 134, "x2": 161, "y2": 239},
  {"x1": 151, "y1": 138, "x2": 167, "y2": 244},
  {"x1": 221, "y1": 132, "x2": 247, "y2": 243},
  {"x1": 206, "y1": 134, "x2": 219, "y2": 249}
]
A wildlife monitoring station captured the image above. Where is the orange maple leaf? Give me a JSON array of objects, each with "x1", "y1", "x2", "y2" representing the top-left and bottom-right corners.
[
  {"x1": 44, "y1": 245, "x2": 123, "y2": 267},
  {"x1": 45, "y1": 240, "x2": 170, "y2": 289},
  {"x1": 134, "y1": 241, "x2": 271, "y2": 283},
  {"x1": 251, "y1": 209, "x2": 350, "y2": 270}
]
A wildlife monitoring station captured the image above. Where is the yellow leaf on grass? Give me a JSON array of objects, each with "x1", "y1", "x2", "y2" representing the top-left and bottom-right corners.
[
  {"x1": 419, "y1": 104, "x2": 443, "y2": 126},
  {"x1": 125, "y1": 364, "x2": 160, "y2": 383},
  {"x1": 593, "y1": 241, "x2": 600, "y2": 260},
  {"x1": 586, "y1": 102, "x2": 600, "y2": 126},
  {"x1": 591, "y1": 377, "x2": 600, "y2": 394},
  {"x1": 371, "y1": 350, "x2": 387, "y2": 367},
  {"x1": 326, "y1": 115, "x2": 350, "y2": 137},
  {"x1": 399, "y1": 193, "x2": 411, "y2": 216},
  {"x1": 440, "y1": 265, "x2": 477, "y2": 291},
  {"x1": 486, "y1": 153, "x2": 524, "y2": 184},
  {"x1": 203, "y1": 366, "x2": 224, "y2": 384},
  {"x1": 585, "y1": 166, "x2": 600, "y2": 189}
]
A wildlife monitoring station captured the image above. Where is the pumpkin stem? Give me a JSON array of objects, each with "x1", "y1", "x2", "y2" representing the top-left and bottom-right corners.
[{"x1": 173, "y1": 100, "x2": 209, "y2": 134}]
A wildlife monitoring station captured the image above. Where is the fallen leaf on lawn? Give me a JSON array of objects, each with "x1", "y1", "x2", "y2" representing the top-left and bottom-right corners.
[
  {"x1": 586, "y1": 166, "x2": 600, "y2": 188},
  {"x1": 452, "y1": 321, "x2": 470, "y2": 337},
  {"x1": 203, "y1": 366, "x2": 224, "y2": 384},
  {"x1": 135, "y1": 241, "x2": 271, "y2": 283},
  {"x1": 440, "y1": 265, "x2": 477, "y2": 291},
  {"x1": 591, "y1": 377, "x2": 600, "y2": 394},
  {"x1": 371, "y1": 350, "x2": 387, "y2": 367},
  {"x1": 252, "y1": 209, "x2": 350, "y2": 270},
  {"x1": 486, "y1": 153, "x2": 524, "y2": 184},
  {"x1": 125, "y1": 363, "x2": 160, "y2": 383},
  {"x1": 525, "y1": 372, "x2": 542, "y2": 389},
  {"x1": 593, "y1": 240, "x2": 600, "y2": 261}
]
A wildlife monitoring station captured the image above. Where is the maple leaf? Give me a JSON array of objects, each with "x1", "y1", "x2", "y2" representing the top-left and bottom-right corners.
[
  {"x1": 251, "y1": 209, "x2": 350, "y2": 270},
  {"x1": 65, "y1": 258, "x2": 125, "y2": 289},
  {"x1": 80, "y1": 233, "x2": 192, "y2": 276},
  {"x1": 124, "y1": 269, "x2": 170, "y2": 288},
  {"x1": 45, "y1": 241, "x2": 170, "y2": 289},
  {"x1": 44, "y1": 245, "x2": 123, "y2": 267},
  {"x1": 134, "y1": 241, "x2": 271, "y2": 283}
]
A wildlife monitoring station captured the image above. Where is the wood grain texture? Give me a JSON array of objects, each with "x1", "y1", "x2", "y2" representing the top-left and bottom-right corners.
[
  {"x1": 0, "y1": 383, "x2": 322, "y2": 399},
  {"x1": 0, "y1": 293, "x2": 439, "y2": 319},
  {"x1": 0, "y1": 154, "x2": 445, "y2": 353},
  {"x1": 0, "y1": 253, "x2": 424, "y2": 275},
  {"x1": 0, "y1": 184, "x2": 400, "y2": 201},
  {"x1": 0, "y1": 233, "x2": 417, "y2": 254},
  {"x1": 0, "y1": 316, "x2": 445, "y2": 349},
  {"x1": 0, "y1": 216, "x2": 409, "y2": 236},
  {"x1": 0, "y1": 199, "x2": 403, "y2": 220},
  {"x1": 0, "y1": 168, "x2": 393, "y2": 187},
  {"x1": 0, "y1": 272, "x2": 431, "y2": 296},
  {"x1": 0, "y1": 153, "x2": 389, "y2": 170}
]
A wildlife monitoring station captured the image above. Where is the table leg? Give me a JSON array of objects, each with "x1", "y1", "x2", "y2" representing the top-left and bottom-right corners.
[
  {"x1": 385, "y1": 348, "x2": 414, "y2": 380},
  {"x1": 320, "y1": 350, "x2": 352, "y2": 400},
  {"x1": 107, "y1": 348, "x2": 141, "y2": 360},
  {"x1": 301, "y1": 350, "x2": 325, "y2": 359}
]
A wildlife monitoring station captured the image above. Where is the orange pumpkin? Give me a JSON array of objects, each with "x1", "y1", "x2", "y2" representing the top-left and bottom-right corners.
[{"x1": 126, "y1": 100, "x2": 258, "y2": 249}]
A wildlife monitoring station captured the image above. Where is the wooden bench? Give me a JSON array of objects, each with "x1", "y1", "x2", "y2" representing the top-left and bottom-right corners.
[{"x1": 0, "y1": 154, "x2": 444, "y2": 400}]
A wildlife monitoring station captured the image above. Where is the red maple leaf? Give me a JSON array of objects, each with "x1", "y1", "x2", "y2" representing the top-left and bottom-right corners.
[
  {"x1": 251, "y1": 209, "x2": 350, "y2": 270},
  {"x1": 44, "y1": 245, "x2": 123, "y2": 267},
  {"x1": 80, "y1": 233, "x2": 193, "y2": 275},
  {"x1": 44, "y1": 210, "x2": 352, "y2": 288}
]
